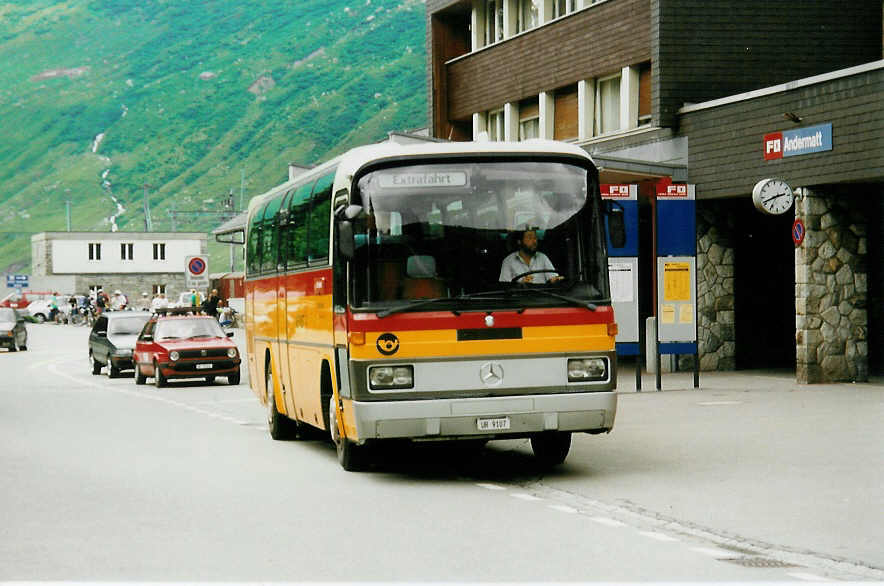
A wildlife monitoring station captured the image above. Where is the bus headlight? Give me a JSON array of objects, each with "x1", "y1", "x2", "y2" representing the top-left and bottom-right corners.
[
  {"x1": 568, "y1": 357, "x2": 608, "y2": 382},
  {"x1": 169, "y1": 351, "x2": 180, "y2": 361},
  {"x1": 369, "y1": 365, "x2": 414, "y2": 389},
  {"x1": 227, "y1": 348, "x2": 238, "y2": 358}
]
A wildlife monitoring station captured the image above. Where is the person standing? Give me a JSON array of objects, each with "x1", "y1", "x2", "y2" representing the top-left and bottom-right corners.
[{"x1": 202, "y1": 288, "x2": 221, "y2": 318}]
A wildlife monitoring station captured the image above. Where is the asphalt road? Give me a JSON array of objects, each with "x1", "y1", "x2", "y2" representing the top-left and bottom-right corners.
[{"x1": 1, "y1": 323, "x2": 882, "y2": 582}]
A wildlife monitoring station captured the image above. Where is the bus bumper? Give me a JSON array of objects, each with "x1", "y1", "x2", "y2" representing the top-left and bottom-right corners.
[{"x1": 347, "y1": 392, "x2": 617, "y2": 441}]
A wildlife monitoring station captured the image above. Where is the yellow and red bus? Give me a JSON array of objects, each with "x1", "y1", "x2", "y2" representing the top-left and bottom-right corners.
[{"x1": 244, "y1": 139, "x2": 622, "y2": 470}]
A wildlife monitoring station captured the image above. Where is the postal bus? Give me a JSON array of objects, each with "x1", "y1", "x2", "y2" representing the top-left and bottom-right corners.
[{"x1": 244, "y1": 139, "x2": 623, "y2": 470}]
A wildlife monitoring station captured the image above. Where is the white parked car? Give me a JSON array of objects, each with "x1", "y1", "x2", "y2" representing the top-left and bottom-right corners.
[{"x1": 27, "y1": 298, "x2": 71, "y2": 323}]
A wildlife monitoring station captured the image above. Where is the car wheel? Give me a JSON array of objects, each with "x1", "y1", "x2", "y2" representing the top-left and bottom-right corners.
[
  {"x1": 9, "y1": 342, "x2": 17, "y2": 352},
  {"x1": 91, "y1": 353, "x2": 102, "y2": 375},
  {"x1": 331, "y1": 395, "x2": 370, "y2": 471},
  {"x1": 135, "y1": 366, "x2": 146, "y2": 385},
  {"x1": 34, "y1": 313, "x2": 45, "y2": 323},
  {"x1": 228, "y1": 372, "x2": 240, "y2": 385},
  {"x1": 154, "y1": 361, "x2": 166, "y2": 388},
  {"x1": 19, "y1": 344, "x2": 27, "y2": 351},
  {"x1": 530, "y1": 431, "x2": 572, "y2": 467},
  {"x1": 108, "y1": 363, "x2": 120, "y2": 378}
]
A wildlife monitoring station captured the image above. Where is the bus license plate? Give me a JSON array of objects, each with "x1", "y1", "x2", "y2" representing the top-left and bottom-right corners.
[
  {"x1": 195, "y1": 363, "x2": 213, "y2": 370},
  {"x1": 477, "y1": 416, "x2": 510, "y2": 431}
]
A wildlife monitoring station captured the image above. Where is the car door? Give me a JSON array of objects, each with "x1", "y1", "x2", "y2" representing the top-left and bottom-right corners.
[
  {"x1": 90, "y1": 316, "x2": 110, "y2": 364},
  {"x1": 135, "y1": 320, "x2": 157, "y2": 374}
]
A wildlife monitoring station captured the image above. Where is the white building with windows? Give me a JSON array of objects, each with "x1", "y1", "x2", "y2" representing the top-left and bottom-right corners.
[{"x1": 31, "y1": 232, "x2": 207, "y2": 298}]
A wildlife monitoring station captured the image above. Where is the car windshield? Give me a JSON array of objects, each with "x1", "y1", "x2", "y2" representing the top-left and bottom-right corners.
[
  {"x1": 349, "y1": 159, "x2": 608, "y2": 312},
  {"x1": 108, "y1": 315, "x2": 151, "y2": 335},
  {"x1": 0, "y1": 308, "x2": 16, "y2": 321},
  {"x1": 155, "y1": 318, "x2": 225, "y2": 340}
]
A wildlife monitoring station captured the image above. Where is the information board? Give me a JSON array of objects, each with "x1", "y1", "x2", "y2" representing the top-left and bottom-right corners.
[{"x1": 656, "y1": 256, "x2": 697, "y2": 344}]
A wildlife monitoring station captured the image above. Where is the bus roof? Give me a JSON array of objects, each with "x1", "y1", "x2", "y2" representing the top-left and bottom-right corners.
[{"x1": 247, "y1": 140, "x2": 595, "y2": 216}]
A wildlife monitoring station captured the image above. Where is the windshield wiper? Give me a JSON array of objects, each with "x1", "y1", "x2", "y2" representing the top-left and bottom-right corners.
[
  {"x1": 509, "y1": 288, "x2": 598, "y2": 311},
  {"x1": 376, "y1": 297, "x2": 452, "y2": 318}
]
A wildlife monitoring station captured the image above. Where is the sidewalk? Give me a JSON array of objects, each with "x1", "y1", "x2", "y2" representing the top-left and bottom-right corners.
[{"x1": 556, "y1": 367, "x2": 884, "y2": 575}]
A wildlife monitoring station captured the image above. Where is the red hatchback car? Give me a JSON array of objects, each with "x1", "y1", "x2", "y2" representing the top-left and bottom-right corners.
[{"x1": 134, "y1": 310, "x2": 241, "y2": 387}]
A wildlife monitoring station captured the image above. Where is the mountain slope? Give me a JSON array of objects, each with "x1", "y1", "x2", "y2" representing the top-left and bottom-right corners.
[{"x1": 0, "y1": 0, "x2": 427, "y2": 274}]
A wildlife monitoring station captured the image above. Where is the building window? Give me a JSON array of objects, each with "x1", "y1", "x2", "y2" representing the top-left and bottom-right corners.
[
  {"x1": 485, "y1": 0, "x2": 504, "y2": 45},
  {"x1": 554, "y1": 84, "x2": 579, "y2": 140},
  {"x1": 517, "y1": 0, "x2": 540, "y2": 33},
  {"x1": 553, "y1": 0, "x2": 575, "y2": 18},
  {"x1": 519, "y1": 98, "x2": 540, "y2": 140},
  {"x1": 153, "y1": 242, "x2": 166, "y2": 260},
  {"x1": 88, "y1": 243, "x2": 101, "y2": 261},
  {"x1": 487, "y1": 108, "x2": 504, "y2": 141},
  {"x1": 121, "y1": 243, "x2": 134, "y2": 261},
  {"x1": 152, "y1": 284, "x2": 166, "y2": 295},
  {"x1": 638, "y1": 62, "x2": 652, "y2": 124},
  {"x1": 596, "y1": 74, "x2": 621, "y2": 135}
]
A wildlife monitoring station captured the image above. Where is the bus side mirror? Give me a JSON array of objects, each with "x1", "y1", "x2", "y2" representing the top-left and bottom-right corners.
[
  {"x1": 605, "y1": 201, "x2": 627, "y2": 249},
  {"x1": 338, "y1": 221, "x2": 355, "y2": 260}
]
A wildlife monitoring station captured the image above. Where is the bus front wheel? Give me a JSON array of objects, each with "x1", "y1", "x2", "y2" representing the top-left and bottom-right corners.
[
  {"x1": 330, "y1": 395, "x2": 369, "y2": 472},
  {"x1": 266, "y1": 366, "x2": 295, "y2": 440},
  {"x1": 530, "y1": 431, "x2": 572, "y2": 467}
]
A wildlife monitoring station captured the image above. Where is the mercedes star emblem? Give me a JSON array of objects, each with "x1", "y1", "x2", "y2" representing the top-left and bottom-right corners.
[{"x1": 480, "y1": 362, "x2": 504, "y2": 386}]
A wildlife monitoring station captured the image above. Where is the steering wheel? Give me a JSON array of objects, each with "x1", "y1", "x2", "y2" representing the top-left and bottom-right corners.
[{"x1": 510, "y1": 269, "x2": 564, "y2": 283}]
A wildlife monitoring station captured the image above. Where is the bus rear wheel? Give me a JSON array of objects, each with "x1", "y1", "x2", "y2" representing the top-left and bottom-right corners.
[
  {"x1": 530, "y1": 431, "x2": 572, "y2": 467},
  {"x1": 330, "y1": 396, "x2": 370, "y2": 471}
]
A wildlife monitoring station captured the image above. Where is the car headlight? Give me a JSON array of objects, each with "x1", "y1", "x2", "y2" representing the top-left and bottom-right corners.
[
  {"x1": 169, "y1": 351, "x2": 180, "y2": 361},
  {"x1": 567, "y1": 357, "x2": 608, "y2": 382},
  {"x1": 227, "y1": 347, "x2": 237, "y2": 358},
  {"x1": 0, "y1": 330, "x2": 10, "y2": 336},
  {"x1": 112, "y1": 349, "x2": 132, "y2": 357},
  {"x1": 369, "y1": 365, "x2": 414, "y2": 389}
]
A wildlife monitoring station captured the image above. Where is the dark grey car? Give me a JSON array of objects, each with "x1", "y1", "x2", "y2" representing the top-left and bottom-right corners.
[
  {"x1": 88, "y1": 311, "x2": 152, "y2": 377},
  {"x1": 0, "y1": 308, "x2": 28, "y2": 351}
]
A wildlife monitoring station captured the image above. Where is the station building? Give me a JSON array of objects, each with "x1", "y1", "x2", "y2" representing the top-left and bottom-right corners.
[
  {"x1": 31, "y1": 231, "x2": 207, "y2": 300},
  {"x1": 425, "y1": 0, "x2": 884, "y2": 382}
]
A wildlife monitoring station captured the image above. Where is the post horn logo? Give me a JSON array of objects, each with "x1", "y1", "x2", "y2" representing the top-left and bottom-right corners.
[{"x1": 376, "y1": 333, "x2": 400, "y2": 356}]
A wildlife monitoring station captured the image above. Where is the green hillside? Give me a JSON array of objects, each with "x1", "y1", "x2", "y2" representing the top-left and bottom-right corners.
[{"x1": 0, "y1": 0, "x2": 427, "y2": 274}]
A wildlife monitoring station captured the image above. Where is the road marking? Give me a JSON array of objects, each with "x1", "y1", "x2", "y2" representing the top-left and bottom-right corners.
[
  {"x1": 638, "y1": 530, "x2": 680, "y2": 542},
  {"x1": 690, "y1": 546, "x2": 739, "y2": 558},
  {"x1": 475, "y1": 483, "x2": 506, "y2": 491},
  {"x1": 510, "y1": 492, "x2": 543, "y2": 501},
  {"x1": 589, "y1": 516, "x2": 625, "y2": 527},
  {"x1": 548, "y1": 504, "x2": 577, "y2": 514},
  {"x1": 787, "y1": 572, "x2": 829, "y2": 581}
]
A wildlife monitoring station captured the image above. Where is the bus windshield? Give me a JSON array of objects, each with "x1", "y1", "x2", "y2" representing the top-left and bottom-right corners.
[{"x1": 350, "y1": 159, "x2": 609, "y2": 312}]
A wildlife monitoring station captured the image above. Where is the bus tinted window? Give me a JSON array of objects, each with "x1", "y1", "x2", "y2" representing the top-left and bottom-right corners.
[
  {"x1": 308, "y1": 172, "x2": 334, "y2": 264},
  {"x1": 246, "y1": 201, "x2": 267, "y2": 277},
  {"x1": 261, "y1": 192, "x2": 285, "y2": 274},
  {"x1": 282, "y1": 182, "x2": 313, "y2": 269}
]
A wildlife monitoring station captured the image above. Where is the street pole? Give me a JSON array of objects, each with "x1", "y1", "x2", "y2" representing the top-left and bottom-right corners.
[{"x1": 65, "y1": 200, "x2": 72, "y2": 231}]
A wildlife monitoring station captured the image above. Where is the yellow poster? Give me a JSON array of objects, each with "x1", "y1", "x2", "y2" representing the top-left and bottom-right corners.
[
  {"x1": 679, "y1": 303, "x2": 694, "y2": 324},
  {"x1": 663, "y1": 262, "x2": 691, "y2": 301},
  {"x1": 661, "y1": 304, "x2": 676, "y2": 324}
]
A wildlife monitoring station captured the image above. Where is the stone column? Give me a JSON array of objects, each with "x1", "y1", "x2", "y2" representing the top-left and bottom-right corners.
[
  {"x1": 795, "y1": 188, "x2": 868, "y2": 383},
  {"x1": 692, "y1": 202, "x2": 736, "y2": 371}
]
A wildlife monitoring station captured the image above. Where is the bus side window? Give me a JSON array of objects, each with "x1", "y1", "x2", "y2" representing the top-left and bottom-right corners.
[
  {"x1": 261, "y1": 192, "x2": 285, "y2": 274},
  {"x1": 285, "y1": 182, "x2": 313, "y2": 269},
  {"x1": 308, "y1": 171, "x2": 335, "y2": 265},
  {"x1": 246, "y1": 202, "x2": 267, "y2": 277}
]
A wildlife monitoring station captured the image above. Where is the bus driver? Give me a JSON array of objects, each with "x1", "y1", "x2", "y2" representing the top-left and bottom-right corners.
[{"x1": 499, "y1": 228, "x2": 563, "y2": 284}]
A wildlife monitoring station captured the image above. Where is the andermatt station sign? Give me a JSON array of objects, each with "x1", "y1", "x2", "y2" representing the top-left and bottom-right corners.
[{"x1": 763, "y1": 123, "x2": 832, "y2": 160}]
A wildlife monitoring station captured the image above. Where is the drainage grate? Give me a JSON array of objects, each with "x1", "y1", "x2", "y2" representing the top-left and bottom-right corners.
[{"x1": 721, "y1": 557, "x2": 799, "y2": 569}]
